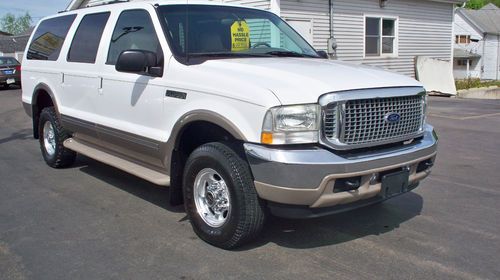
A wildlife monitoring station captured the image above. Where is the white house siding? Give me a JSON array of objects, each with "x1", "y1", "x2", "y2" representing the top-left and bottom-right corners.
[
  {"x1": 279, "y1": 0, "x2": 330, "y2": 51},
  {"x1": 453, "y1": 13, "x2": 483, "y2": 79},
  {"x1": 332, "y1": 0, "x2": 454, "y2": 77},
  {"x1": 483, "y1": 34, "x2": 500, "y2": 80},
  {"x1": 206, "y1": 0, "x2": 272, "y2": 44},
  {"x1": 221, "y1": 0, "x2": 270, "y2": 10}
]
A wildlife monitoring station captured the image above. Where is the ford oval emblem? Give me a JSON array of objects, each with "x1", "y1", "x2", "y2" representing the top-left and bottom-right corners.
[{"x1": 385, "y1": 112, "x2": 401, "y2": 124}]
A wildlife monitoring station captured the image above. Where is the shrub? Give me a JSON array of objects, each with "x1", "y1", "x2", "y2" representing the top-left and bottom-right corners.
[{"x1": 455, "y1": 78, "x2": 500, "y2": 90}]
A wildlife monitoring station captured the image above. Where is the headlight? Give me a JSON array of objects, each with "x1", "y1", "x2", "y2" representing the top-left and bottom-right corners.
[{"x1": 261, "y1": 104, "x2": 320, "y2": 144}]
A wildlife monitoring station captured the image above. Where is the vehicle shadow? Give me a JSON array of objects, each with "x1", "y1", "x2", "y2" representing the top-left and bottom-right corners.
[
  {"x1": 0, "y1": 85, "x2": 21, "y2": 91},
  {"x1": 74, "y1": 155, "x2": 423, "y2": 250},
  {"x1": 240, "y1": 192, "x2": 423, "y2": 250},
  {"x1": 75, "y1": 155, "x2": 185, "y2": 214},
  {"x1": 0, "y1": 129, "x2": 33, "y2": 144}
]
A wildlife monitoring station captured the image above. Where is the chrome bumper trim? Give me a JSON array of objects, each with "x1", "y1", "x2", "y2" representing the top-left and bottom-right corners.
[{"x1": 244, "y1": 124, "x2": 437, "y2": 190}]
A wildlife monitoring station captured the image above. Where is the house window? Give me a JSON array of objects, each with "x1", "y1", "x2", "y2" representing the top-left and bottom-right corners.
[
  {"x1": 455, "y1": 35, "x2": 471, "y2": 44},
  {"x1": 457, "y1": 59, "x2": 469, "y2": 66},
  {"x1": 365, "y1": 16, "x2": 397, "y2": 56}
]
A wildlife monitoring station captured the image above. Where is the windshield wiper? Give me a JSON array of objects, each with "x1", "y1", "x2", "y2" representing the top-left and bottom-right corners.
[{"x1": 265, "y1": 51, "x2": 318, "y2": 58}]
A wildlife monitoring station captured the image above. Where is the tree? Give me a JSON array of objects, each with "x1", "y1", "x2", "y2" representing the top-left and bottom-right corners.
[
  {"x1": 0, "y1": 12, "x2": 32, "y2": 35},
  {"x1": 464, "y1": 0, "x2": 500, "y2": 9}
]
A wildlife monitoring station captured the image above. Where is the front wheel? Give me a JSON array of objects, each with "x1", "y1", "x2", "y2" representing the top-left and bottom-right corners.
[{"x1": 183, "y1": 142, "x2": 266, "y2": 249}]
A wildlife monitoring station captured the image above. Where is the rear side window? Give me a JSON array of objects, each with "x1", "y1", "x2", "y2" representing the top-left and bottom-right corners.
[
  {"x1": 107, "y1": 9, "x2": 160, "y2": 65},
  {"x1": 68, "y1": 12, "x2": 110, "y2": 63},
  {"x1": 27, "y1": 14, "x2": 77, "y2": 61}
]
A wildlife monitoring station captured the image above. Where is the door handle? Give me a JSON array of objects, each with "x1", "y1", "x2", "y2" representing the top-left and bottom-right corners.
[{"x1": 98, "y1": 76, "x2": 103, "y2": 95}]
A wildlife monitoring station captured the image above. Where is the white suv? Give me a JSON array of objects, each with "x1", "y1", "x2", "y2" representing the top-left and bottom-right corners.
[{"x1": 21, "y1": 0, "x2": 437, "y2": 249}]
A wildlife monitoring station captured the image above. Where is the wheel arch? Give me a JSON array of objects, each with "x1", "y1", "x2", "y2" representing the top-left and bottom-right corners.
[
  {"x1": 31, "y1": 83, "x2": 59, "y2": 139},
  {"x1": 165, "y1": 110, "x2": 249, "y2": 205}
]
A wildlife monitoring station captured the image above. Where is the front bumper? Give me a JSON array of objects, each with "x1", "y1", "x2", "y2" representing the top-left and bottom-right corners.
[{"x1": 244, "y1": 125, "x2": 438, "y2": 217}]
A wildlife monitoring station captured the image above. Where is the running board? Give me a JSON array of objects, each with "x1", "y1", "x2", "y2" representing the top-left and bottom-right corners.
[{"x1": 63, "y1": 138, "x2": 170, "y2": 186}]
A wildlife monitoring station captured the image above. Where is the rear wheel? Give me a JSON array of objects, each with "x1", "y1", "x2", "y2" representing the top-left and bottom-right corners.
[
  {"x1": 183, "y1": 142, "x2": 266, "y2": 249},
  {"x1": 38, "y1": 107, "x2": 76, "y2": 168}
]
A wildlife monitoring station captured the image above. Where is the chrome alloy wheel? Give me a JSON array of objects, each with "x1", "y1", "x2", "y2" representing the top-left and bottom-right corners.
[
  {"x1": 193, "y1": 168, "x2": 231, "y2": 228},
  {"x1": 43, "y1": 121, "x2": 56, "y2": 156}
]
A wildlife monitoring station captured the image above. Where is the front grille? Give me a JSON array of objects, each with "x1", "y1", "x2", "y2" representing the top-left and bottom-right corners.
[
  {"x1": 324, "y1": 104, "x2": 337, "y2": 138},
  {"x1": 324, "y1": 95, "x2": 424, "y2": 147}
]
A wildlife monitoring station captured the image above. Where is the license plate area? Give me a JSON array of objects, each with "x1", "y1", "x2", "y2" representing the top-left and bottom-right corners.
[
  {"x1": 381, "y1": 169, "x2": 410, "y2": 198},
  {"x1": 6, "y1": 78, "x2": 15, "y2": 84}
]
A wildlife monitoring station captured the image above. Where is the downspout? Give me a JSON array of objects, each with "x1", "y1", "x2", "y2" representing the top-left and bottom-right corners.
[
  {"x1": 497, "y1": 34, "x2": 500, "y2": 80},
  {"x1": 329, "y1": 0, "x2": 332, "y2": 38},
  {"x1": 481, "y1": 33, "x2": 486, "y2": 79},
  {"x1": 327, "y1": 0, "x2": 337, "y2": 58}
]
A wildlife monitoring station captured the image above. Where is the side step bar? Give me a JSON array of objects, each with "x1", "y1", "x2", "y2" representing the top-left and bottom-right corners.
[{"x1": 63, "y1": 138, "x2": 170, "y2": 186}]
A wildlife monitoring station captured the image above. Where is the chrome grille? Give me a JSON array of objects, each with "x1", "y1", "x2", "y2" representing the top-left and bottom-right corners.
[
  {"x1": 324, "y1": 104, "x2": 337, "y2": 138},
  {"x1": 324, "y1": 95, "x2": 424, "y2": 147}
]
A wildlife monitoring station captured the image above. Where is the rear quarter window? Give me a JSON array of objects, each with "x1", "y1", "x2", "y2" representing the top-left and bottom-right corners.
[
  {"x1": 27, "y1": 14, "x2": 77, "y2": 61},
  {"x1": 67, "y1": 12, "x2": 110, "y2": 63}
]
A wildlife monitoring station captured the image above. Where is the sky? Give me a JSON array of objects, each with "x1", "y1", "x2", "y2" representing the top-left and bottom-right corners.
[{"x1": 0, "y1": 0, "x2": 70, "y2": 25}]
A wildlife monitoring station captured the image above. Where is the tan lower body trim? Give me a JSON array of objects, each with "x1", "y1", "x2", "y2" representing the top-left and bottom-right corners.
[
  {"x1": 64, "y1": 138, "x2": 170, "y2": 186},
  {"x1": 254, "y1": 152, "x2": 436, "y2": 208}
]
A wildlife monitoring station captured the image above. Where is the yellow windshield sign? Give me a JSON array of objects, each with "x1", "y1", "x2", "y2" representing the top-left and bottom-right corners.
[{"x1": 231, "y1": 20, "x2": 250, "y2": 51}]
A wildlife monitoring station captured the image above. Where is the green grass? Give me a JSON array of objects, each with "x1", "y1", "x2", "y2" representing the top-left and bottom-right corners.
[{"x1": 455, "y1": 78, "x2": 500, "y2": 90}]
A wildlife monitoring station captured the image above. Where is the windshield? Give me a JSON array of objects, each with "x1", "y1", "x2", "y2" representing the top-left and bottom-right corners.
[{"x1": 158, "y1": 5, "x2": 320, "y2": 59}]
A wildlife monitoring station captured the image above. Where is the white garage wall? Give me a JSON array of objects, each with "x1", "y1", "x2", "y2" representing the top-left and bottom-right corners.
[
  {"x1": 483, "y1": 34, "x2": 500, "y2": 80},
  {"x1": 279, "y1": 0, "x2": 330, "y2": 51},
  {"x1": 332, "y1": 0, "x2": 454, "y2": 77}
]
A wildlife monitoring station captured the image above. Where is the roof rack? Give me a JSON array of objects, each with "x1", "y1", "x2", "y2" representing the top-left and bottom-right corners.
[
  {"x1": 62, "y1": 0, "x2": 130, "y2": 12},
  {"x1": 86, "y1": 0, "x2": 130, "y2": 8}
]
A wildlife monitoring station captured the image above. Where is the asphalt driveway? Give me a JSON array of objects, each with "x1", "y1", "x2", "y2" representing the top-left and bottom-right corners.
[{"x1": 1, "y1": 87, "x2": 499, "y2": 279}]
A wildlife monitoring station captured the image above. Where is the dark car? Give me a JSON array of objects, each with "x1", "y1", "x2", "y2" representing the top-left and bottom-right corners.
[{"x1": 0, "y1": 56, "x2": 21, "y2": 89}]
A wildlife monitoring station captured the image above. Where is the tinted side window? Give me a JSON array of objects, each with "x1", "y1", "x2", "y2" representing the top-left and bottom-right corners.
[
  {"x1": 107, "y1": 10, "x2": 160, "y2": 65},
  {"x1": 27, "y1": 14, "x2": 77, "y2": 61},
  {"x1": 68, "y1": 12, "x2": 110, "y2": 63}
]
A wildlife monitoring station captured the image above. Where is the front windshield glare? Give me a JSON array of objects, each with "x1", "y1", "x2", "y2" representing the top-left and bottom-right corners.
[{"x1": 158, "y1": 5, "x2": 320, "y2": 58}]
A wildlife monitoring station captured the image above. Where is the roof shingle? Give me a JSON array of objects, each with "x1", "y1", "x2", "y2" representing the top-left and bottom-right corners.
[{"x1": 459, "y1": 4, "x2": 500, "y2": 35}]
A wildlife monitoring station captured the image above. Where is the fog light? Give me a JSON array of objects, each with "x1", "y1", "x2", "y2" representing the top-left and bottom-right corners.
[
  {"x1": 417, "y1": 159, "x2": 434, "y2": 173},
  {"x1": 334, "y1": 177, "x2": 361, "y2": 193}
]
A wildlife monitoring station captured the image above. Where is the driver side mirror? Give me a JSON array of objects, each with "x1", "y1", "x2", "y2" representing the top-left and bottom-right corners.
[{"x1": 115, "y1": 50, "x2": 163, "y2": 77}]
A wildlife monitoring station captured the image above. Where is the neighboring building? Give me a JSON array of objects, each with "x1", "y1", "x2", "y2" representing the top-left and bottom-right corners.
[
  {"x1": 454, "y1": 3, "x2": 500, "y2": 80},
  {"x1": 67, "y1": 0, "x2": 464, "y2": 78},
  {"x1": 0, "y1": 28, "x2": 34, "y2": 61}
]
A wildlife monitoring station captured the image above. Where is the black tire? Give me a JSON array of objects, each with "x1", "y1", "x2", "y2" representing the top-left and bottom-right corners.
[
  {"x1": 38, "y1": 107, "x2": 76, "y2": 168},
  {"x1": 183, "y1": 142, "x2": 266, "y2": 249}
]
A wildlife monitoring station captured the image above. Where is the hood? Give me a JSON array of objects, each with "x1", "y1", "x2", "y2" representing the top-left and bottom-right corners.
[{"x1": 172, "y1": 57, "x2": 423, "y2": 106}]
